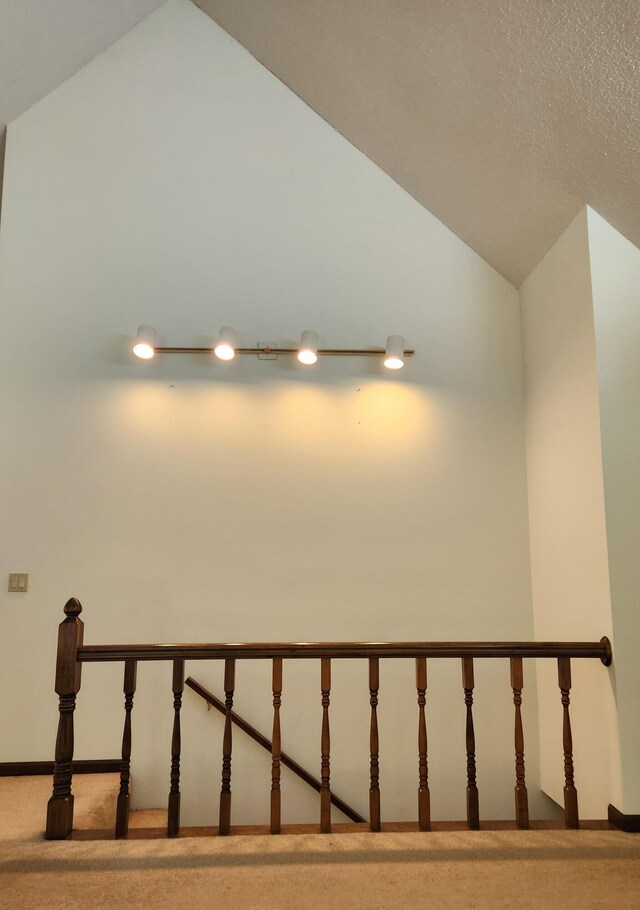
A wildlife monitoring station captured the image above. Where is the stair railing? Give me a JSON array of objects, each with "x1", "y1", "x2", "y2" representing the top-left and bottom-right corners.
[
  {"x1": 44, "y1": 597, "x2": 612, "y2": 839},
  {"x1": 184, "y1": 676, "x2": 365, "y2": 824}
]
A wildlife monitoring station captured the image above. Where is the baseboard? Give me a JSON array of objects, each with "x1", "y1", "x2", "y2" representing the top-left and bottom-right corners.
[
  {"x1": 608, "y1": 803, "x2": 640, "y2": 832},
  {"x1": 0, "y1": 759, "x2": 121, "y2": 777}
]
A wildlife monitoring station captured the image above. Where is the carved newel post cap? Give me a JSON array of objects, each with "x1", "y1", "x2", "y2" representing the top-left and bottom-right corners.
[{"x1": 63, "y1": 597, "x2": 83, "y2": 618}]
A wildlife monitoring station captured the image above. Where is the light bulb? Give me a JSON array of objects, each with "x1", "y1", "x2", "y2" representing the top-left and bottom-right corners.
[
  {"x1": 384, "y1": 335, "x2": 405, "y2": 370},
  {"x1": 214, "y1": 326, "x2": 237, "y2": 361},
  {"x1": 132, "y1": 325, "x2": 157, "y2": 360},
  {"x1": 297, "y1": 330, "x2": 319, "y2": 365},
  {"x1": 133, "y1": 343, "x2": 154, "y2": 360},
  {"x1": 213, "y1": 343, "x2": 235, "y2": 361}
]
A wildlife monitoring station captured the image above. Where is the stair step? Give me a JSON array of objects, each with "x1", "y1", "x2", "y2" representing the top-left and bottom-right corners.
[
  {"x1": 72, "y1": 773, "x2": 120, "y2": 830},
  {"x1": 129, "y1": 808, "x2": 167, "y2": 827},
  {"x1": 0, "y1": 773, "x2": 120, "y2": 841}
]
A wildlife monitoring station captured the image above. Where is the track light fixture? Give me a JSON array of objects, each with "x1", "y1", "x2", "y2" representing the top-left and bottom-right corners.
[
  {"x1": 132, "y1": 325, "x2": 157, "y2": 360},
  {"x1": 384, "y1": 335, "x2": 405, "y2": 370},
  {"x1": 297, "y1": 330, "x2": 319, "y2": 365},
  {"x1": 131, "y1": 327, "x2": 413, "y2": 369},
  {"x1": 213, "y1": 326, "x2": 238, "y2": 362}
]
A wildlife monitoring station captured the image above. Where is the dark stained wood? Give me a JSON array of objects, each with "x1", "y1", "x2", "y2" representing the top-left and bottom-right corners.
[
  {"x1": 510, "y1": 657, "x2": 529, "y2": 829},
  {"x1": 416, "y1": 657, "x2": 431, "y2": 831},
  {"x1": 45, "y1": 598, "x2": 84, "y2": 840},
  {"x1": 462, "y1": 657, "x2": 479, "y2": 830},
  {"x1": 607, "y1": 804, "x2": 640, "y2": 832},
  {"x1": 72, "y1": 817, "x2": 612, "y2": 841},
  {"x1": 368, "y1": 657, "x2": 381, "y2": 832},
  {"x1": 167, "y1": 659, "x2": 185, "y2": 837},
  {"x1": 320, "y1": 658, "x2": 331, "y2": 833},
  {"x1": 78, "y1": 640, "x2": 611, "y2": 662},
  {"x1": 185, "y1": 677, "x2": 364, "y2": 823},
  {"x1": 219, "y1": 658, "x2": 236, "y2": 835},
  {"x1": 558, "y1": 657, "x2": 579, "y2": 829},
  {"x1": 115, "y1": 660, "x2": 137, "y2": 838},
  {"x1": 1, "y1": 759, "x2": 121, "y2": 776},
  {"x1": 49, "y1": 598, "x2": 610, "y2": 843},
  {"x1": 271, "y1": 658, "x2": 283, "y2": 834}
]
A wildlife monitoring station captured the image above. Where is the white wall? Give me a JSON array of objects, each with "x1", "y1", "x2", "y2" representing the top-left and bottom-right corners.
[
  {"x1": 0, "y1": 0, "x2": 543, "y2": 824},
  {"x1": 520, "y1": 208, "x2": 622, "y2": 815},
  {"x1": 588, "y1": 208, "x2": 640, "y2": 813}
]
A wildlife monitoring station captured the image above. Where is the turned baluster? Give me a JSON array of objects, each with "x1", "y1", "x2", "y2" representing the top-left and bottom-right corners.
[
  {"x1": 167, "y1": 659, "x2": 185, "y2": 837},
  {"x1": 558, "y1": 657, "x2": 579, "y2": 828},
  {"x1": 219, "y1": 658, "x2": 236, "y2": 835},
  {"x1": 270, "y1": 658, "x2": 283, "y2": 834},
  {"x1": 45, "y1": 598, "x2": 84, "y2": 840},
  {"x1": 510, "y1": 657, "x2": 529, "y2": 828},
  {"x1": 416, "y1": 657, "x2": 431, "y2": 831},
  {"x1": 115, "y1": 660, "x2": 137, "y2": 838},
  {"x1": 369, "y1": 657, "x2": 381, "y2": 831},
  {"x1": 320, "y1": 658, "x2": 331, "y2": 833},
  {"x1": 462, "y1": 656, "x2": 479, "y2": 829}
]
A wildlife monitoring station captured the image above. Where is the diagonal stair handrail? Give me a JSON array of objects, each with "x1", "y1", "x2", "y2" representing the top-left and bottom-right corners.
[{"x1": 185, "y1": 675, "x2": 365, "y2": 823}]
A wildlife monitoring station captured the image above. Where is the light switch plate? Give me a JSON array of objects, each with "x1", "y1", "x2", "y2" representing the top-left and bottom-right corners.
[{"x1": 8, "y1": 573, "x2": 29, "y2": 593}]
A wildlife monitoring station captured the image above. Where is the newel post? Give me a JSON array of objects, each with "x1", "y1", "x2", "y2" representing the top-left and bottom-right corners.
[{"x1": 45, "y1": 598, "x2": 84, "y2": 839}]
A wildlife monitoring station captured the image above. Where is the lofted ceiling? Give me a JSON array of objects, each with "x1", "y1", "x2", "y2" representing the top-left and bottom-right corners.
[
  {"x1": 0, "y1": 0, "x2": 165, "y2": 131},
  {"x1": 0, "y1": 0, "x2": 166, "y2": 214},
  {"x1": 195, "y1": 0, "x2": 640, "y2": 286},
  {"x1": 1, "y1": 1, "x2": 639, "y2": 285}
]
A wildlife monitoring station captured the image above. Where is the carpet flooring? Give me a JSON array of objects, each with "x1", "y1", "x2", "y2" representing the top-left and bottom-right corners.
[{"x1": 1, "y1": 775, "x2": 640, "y2": 909}]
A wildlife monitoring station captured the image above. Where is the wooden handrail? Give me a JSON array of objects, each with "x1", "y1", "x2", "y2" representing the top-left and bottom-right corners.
[
  {"x1": 45, "y1": 599, "x2": 615, "y2": 840},
  {"x1": 185, "y1": 677, "x2": 366, "y2": 824},
  {"x1": 78, "y1": 639, "x2": 612, "y2": 663}
]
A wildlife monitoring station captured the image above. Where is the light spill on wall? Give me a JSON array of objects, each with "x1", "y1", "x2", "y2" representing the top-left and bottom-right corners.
[{"x1": 0, "y1": 0, "x2": 542, "y2": 823}]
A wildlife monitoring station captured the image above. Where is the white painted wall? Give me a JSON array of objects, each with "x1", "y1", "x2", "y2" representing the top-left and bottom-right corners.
[
  {"x1": 588, "y1": 208, "x2": 640, "y2": 813},
  {"x1": 520, "y1": 208, "x2": 622, "y2": 816},
  {"x1": 0, "y1": 0, "x2": 544, "y2": 824}
]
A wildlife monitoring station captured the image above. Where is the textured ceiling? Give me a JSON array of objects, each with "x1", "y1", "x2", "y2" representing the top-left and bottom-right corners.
[
  {"x1": 195, "y1": 0, "x2": 640, "y2": 285},
  {"x1": 0, "y1": 0, "x2": 165, "y2": 131},
  {"x1": 0, "y1": 0, "x2": 166, "y2": 218},
  {"x1": 1, "y1": 1, "x2": 638, "y2": 283}
]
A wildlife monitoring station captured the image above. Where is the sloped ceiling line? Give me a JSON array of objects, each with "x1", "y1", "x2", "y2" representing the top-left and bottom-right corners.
[
  {"x1": 194, "y1": 0, "x2": 640, "y2": 286},
  {"x1": 1, "y1": 0, "x2": 639, "y2": 286}
]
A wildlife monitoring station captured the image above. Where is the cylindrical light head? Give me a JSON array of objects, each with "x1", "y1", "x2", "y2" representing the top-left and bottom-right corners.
[
  {"x1": 214, "y1": 326, "x2": 238, "y2": 361},
  {"x1": 384, "y1": 334, "x2": 405, "y2": 370},
  {"x1": 132, "y1": 324, "x2": 157, "y2": 360},
  {"x1": 298, "y1": 330, "x2": 319, "y2": 365}
]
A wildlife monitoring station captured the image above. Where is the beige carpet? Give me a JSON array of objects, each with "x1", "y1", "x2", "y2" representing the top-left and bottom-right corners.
[{"x1": 1, "y1": 776, "x2": 640, "y2": 909}]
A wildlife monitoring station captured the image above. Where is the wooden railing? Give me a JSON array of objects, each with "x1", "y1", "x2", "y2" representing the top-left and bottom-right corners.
[
  {"x1": 185, "y1": 676, "x2": 365, "y2": 823},
  {"x1": 45, "y1": 598, "x2": 612, "y2": 839}
]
